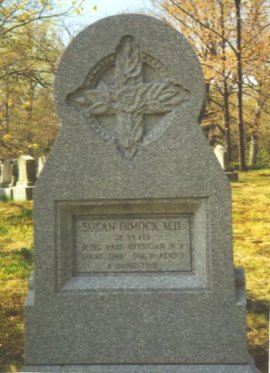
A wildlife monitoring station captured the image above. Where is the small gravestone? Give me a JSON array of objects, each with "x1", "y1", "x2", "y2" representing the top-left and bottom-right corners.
[
  {"x1": 37, "y1": 155, "x2": 47, "y2": 176},
  {"x1": 214, "y1": 144, "x2": 228, "y2": 170},
  {"x1": 0, "y1": 160, "x2": 12, "y2": 187},
  {"x1": 12, "y1": 155, "x2": 36, "y2": 200},
  {"x1": 10, "y1": 159, "x2": 18, "y2": 187},
  {"x1": 214, "y1": 144, "x2": 239, "y2": 182},
  {"x1": 0, "y1": 160, "x2": 13, "y2": 198},
  {"x1": 24, "y1": 14, "x2": 260, "y2": 373}
]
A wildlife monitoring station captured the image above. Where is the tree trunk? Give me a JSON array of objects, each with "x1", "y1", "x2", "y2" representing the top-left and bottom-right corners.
[
  {"x1": 235, "y1": 0, "x2": 247, "y2": 171},
  {"x1": 248, "y1": 133, "x2": 259, "y2": 166},
  {"x1": 223, "y1": 83, "x2": 231, "y2": 163},
  {"x1": 248, "y1": 99, "x2": 263, "y2": 166},
  {"x1": 220, "y1": 0, "x2": 232, "y2": 163}
]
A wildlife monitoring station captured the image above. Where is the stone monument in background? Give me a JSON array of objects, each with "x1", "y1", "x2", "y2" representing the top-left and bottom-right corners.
[
  {"x1": 214, "y1": 144, "x2": 229, "y2": 170},
  {"x1": 37, "y1": 155, "x2": 47, "y2": 176},
  {"x1": 24, "y1": 14, "x2": 260, "y2": 373},
  {"x1": 12, "y1": 155, "x2": 36, "y2": 201},
  {"x1": 0, "y1": 160, "x2": 13, "y2": 198},
  {"x1": 213, "y1": 144, "x2": 239, "y2": 182}
]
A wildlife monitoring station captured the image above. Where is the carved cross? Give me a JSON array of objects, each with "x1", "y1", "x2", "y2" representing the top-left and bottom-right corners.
[{"x1": 67, "y1": 35, "x2": 190, "y2": 159}]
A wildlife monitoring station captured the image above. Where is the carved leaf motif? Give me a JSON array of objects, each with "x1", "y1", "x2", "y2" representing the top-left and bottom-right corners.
[
  {"x1": 114, "y1": 82, "x2": 189, "y2": 115},
  {"x1": 131, "y1": 112, "x2": 144, "y2": 143},
  {"x1": 115, "y1": 112, "x2": 143, "y2": 159},
  {"x1": 66, "y1": 33, "x2": 191, "y2": 160},
  {"x1": 116, "y1": 139, "x2": 138, "y2": 159},
  {"x1": 66, "y1": 81, "x2": 114, "y2": 115},
  {"x1": 133, "y1": 121, "x2": 144, "y2": 143},
  {"x1": 115, "y1": 35, "x2": 143, "y2": 87},
  {"x1": 137, "y1": 83, "x2": 190, "y2": 113}
]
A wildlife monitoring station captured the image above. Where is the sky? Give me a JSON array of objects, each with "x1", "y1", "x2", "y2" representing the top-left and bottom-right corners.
[
  {"x1": 84, "y1": 0, "x2": 154, "y2": 19},
  {"x1": 62, "y1": 0, "x2": 157, "y2": 41}
]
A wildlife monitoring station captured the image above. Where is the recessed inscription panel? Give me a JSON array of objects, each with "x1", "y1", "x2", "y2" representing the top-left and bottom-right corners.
[{"x1": 74, "y1": 215, "x2": 192, "y2": 273}]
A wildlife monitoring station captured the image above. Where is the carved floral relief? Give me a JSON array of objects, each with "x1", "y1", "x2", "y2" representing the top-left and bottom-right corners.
[{"x1": 66, "y1": 35, "x2": 190, "y2": 159}]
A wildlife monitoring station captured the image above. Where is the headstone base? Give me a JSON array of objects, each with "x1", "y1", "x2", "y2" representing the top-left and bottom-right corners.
[
  {"x1": 226, "y1": 172, "x2": 239, "y2": 182},
  {"x1": 0, "y1": 187, "x2": 13, "y2": 199},
  {"x1": 12, "y1": 186, "x2": 34, "y2": 201},
  {"x1": 23, "y1": 359, "x2": 261, "y2": 373}
]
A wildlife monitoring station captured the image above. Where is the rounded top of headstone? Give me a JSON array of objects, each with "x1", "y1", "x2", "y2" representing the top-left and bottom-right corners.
[
  {"x1": 54, "y1": 14, "x2": 205, "y2": 159},
  {"x1": 55, "y1": 13, "x2": 205, "y2": 122}
]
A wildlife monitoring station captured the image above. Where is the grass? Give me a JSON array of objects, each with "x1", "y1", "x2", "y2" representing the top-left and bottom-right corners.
[
  {"x1": 0, "y1": 202, "x2": 33, "y2": 372},
  {"x1": 0, "y1": 171, "x2": 269, "y2": 372},
  {"x1": 232, "y1": 170, "x2": 269, "y2": 373}
]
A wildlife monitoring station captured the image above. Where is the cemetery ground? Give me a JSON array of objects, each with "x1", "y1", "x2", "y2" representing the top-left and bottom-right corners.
[{"x1": 0, "y1": 171, "x2": 269, "y2": 373}]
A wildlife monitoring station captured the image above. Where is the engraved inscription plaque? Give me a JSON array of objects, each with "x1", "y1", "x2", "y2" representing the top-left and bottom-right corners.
[{"x1": 74, "y1": 215, "x2": 192, "y2": 273}]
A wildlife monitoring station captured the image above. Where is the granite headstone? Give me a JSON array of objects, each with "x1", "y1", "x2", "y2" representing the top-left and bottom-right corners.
[
  {"x1": 24, "y1": 14, "x2": 260, "y2": 373},
  {"x1": 13, "y1": 155, "x2": 36, "y2": 200},
  {"x1": 0, "y1": 160, "x2": 13, "y2": 198},
  {"x1": 0, "y1": 160, "x2": 12, "y2": 187},
  {"x1": 214, "y1": 144, "x2": 239, "y2": 182},
  {"x1": 37, "y1": 155, "x2": 47, "y2": 176},
  {"x1": 214, "y1": 144, "x2": 228, "y2": 170}
]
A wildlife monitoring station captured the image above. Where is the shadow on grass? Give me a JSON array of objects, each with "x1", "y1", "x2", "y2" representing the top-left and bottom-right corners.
[
  {"x1": 247, "y1": 298, "x2": 269, "y2": 373},
  {"x1": 247, "y1": 298, "x2": 269, "y2": 315},
  {"x1": 0, "y1": 247, "x2": 33, "y2": 371},
  {"x1": 0, "y1": 292, "x2": 24, "y2": 372}
]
